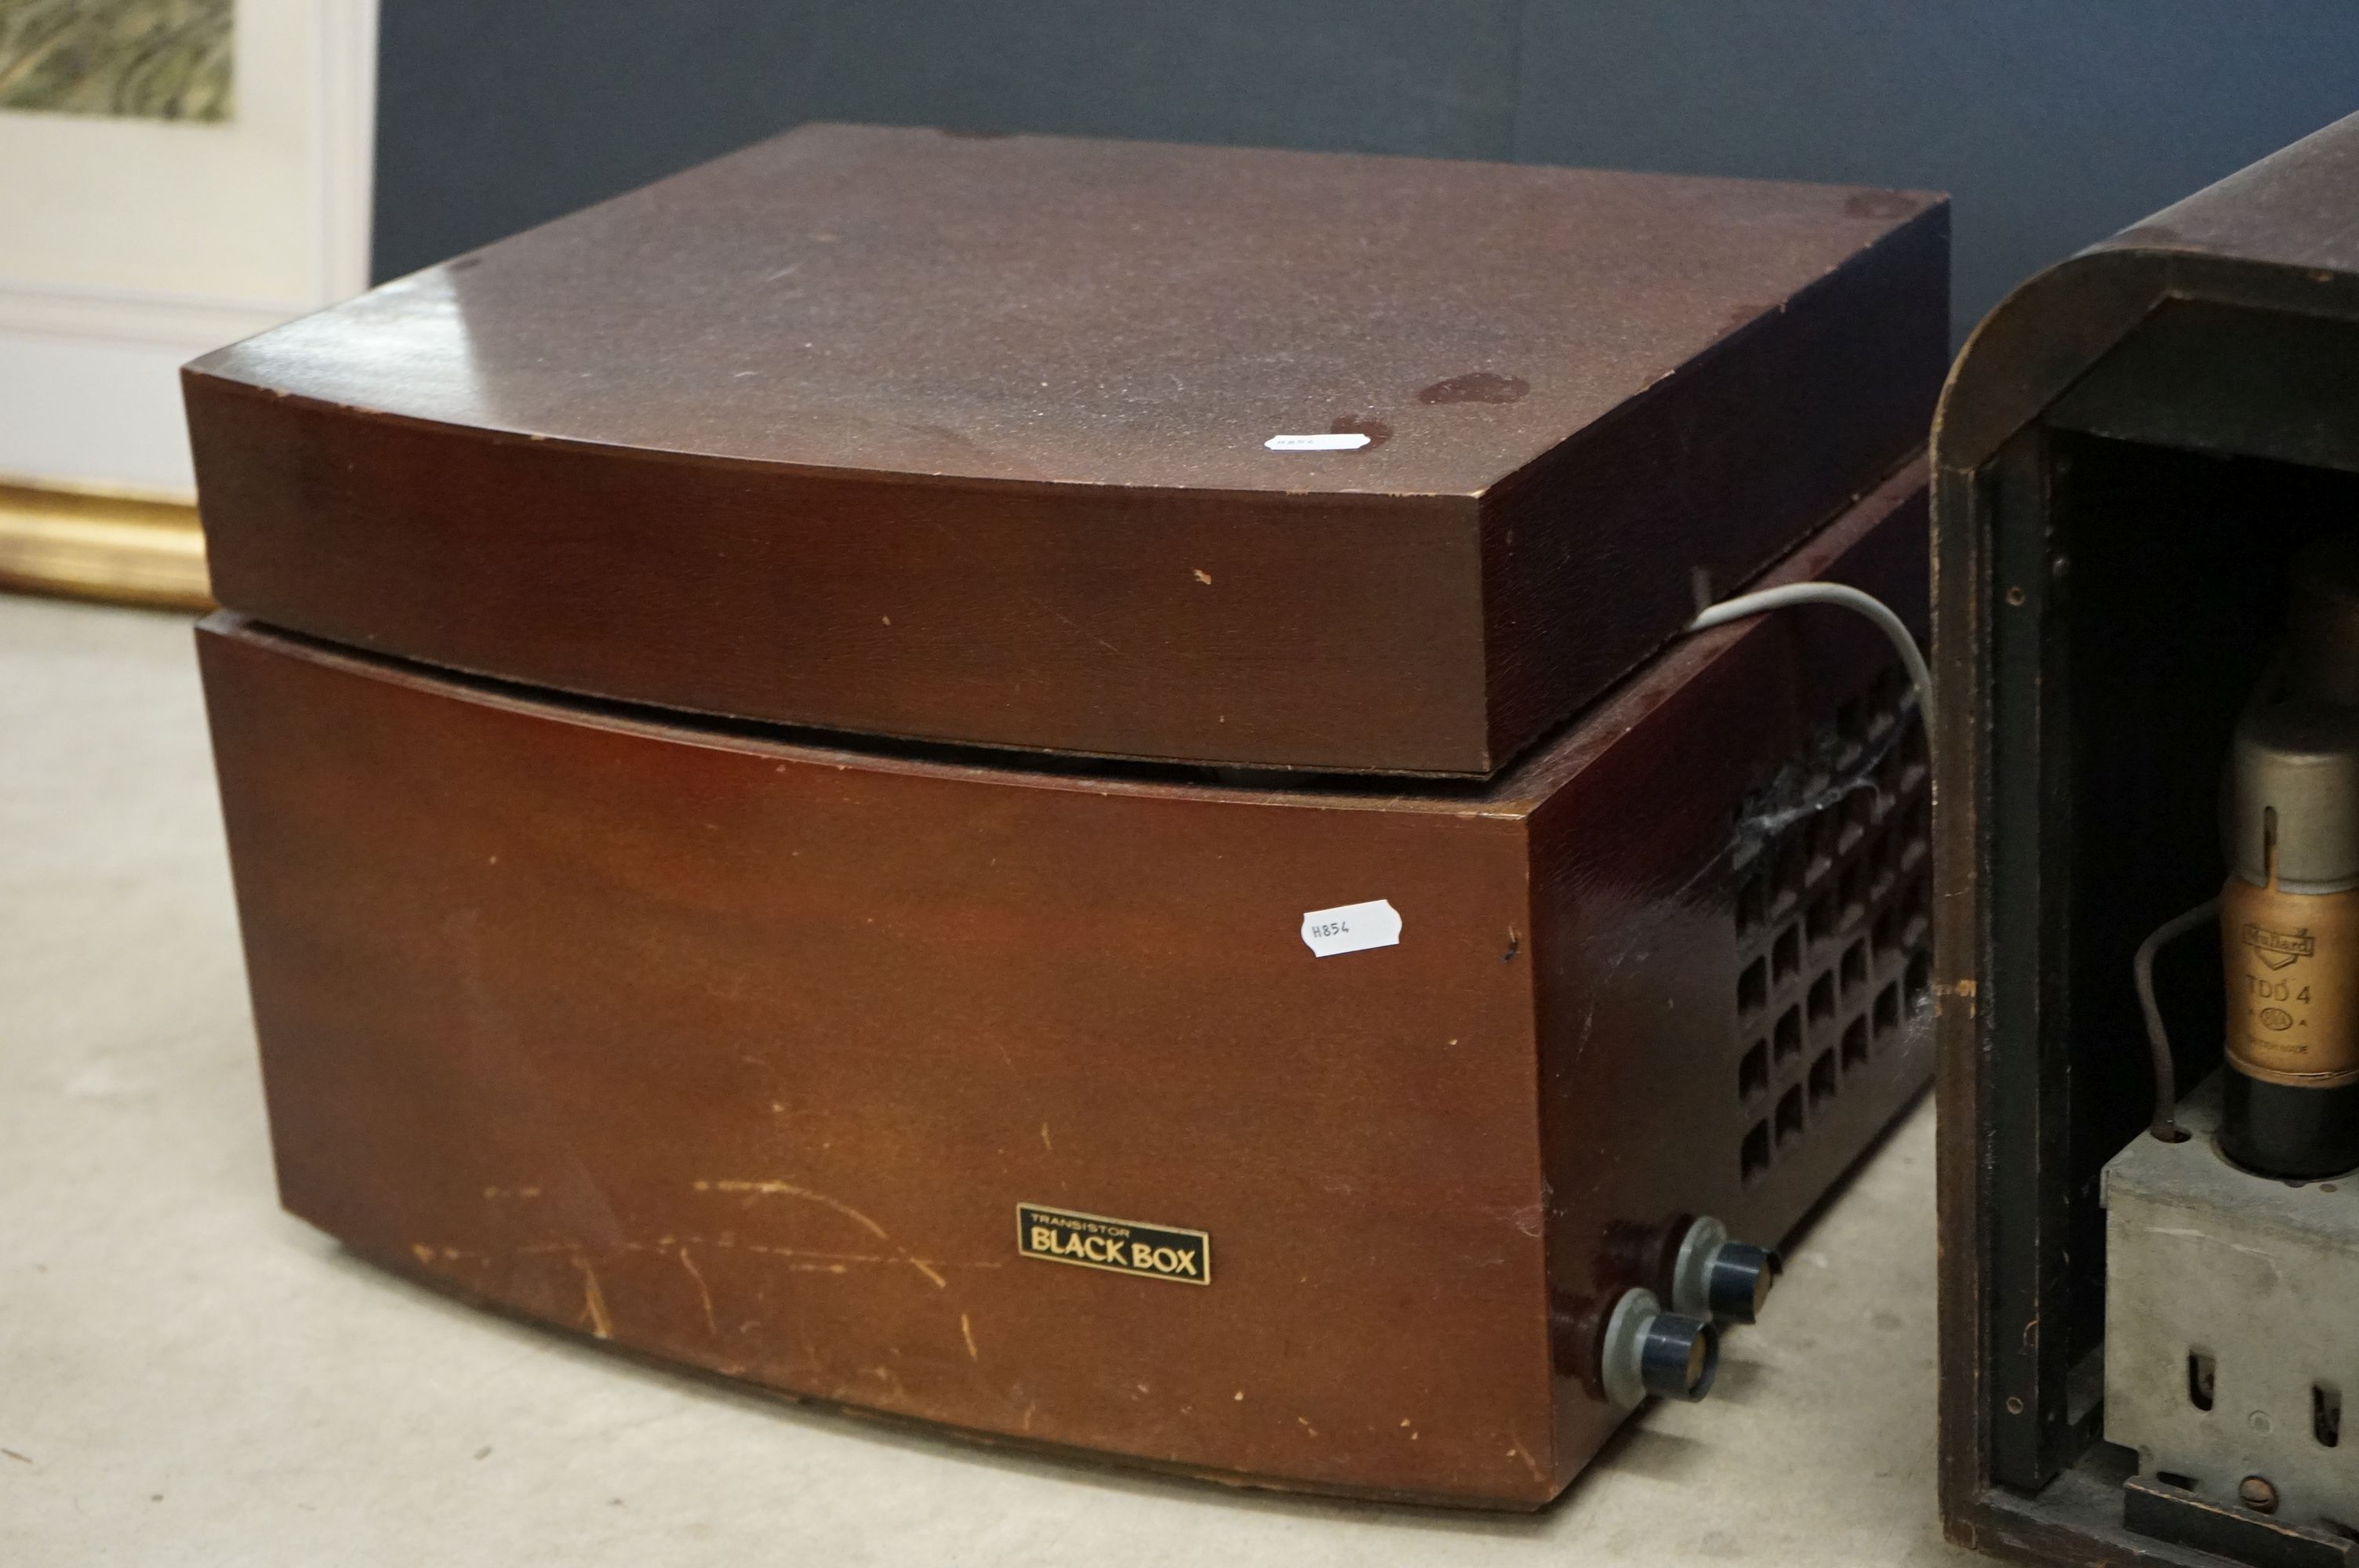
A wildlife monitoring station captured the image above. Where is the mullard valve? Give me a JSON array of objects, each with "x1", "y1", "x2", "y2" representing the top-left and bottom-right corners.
[{"x1": 2219, "y1": 538, "x2": 2359, "y2": 1179}]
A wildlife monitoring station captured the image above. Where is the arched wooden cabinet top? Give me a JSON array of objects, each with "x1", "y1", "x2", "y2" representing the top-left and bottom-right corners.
[{"x1": 185, "y1": 122, "x2": 1946, "y2": 777}]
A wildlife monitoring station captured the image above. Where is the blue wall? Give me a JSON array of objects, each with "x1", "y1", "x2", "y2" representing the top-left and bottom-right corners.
[{"x1": 374, "y1": 1, "x2": 2359, "y2": 339}]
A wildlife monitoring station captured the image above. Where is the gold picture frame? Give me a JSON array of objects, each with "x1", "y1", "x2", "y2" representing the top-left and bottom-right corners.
[{"x1": 0, "y1": 479, "x2": 209, "y2": 610}]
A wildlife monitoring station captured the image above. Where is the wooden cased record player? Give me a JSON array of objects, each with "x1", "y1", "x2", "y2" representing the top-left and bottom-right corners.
[{"x1": 188, "y1": 125, "x2": 1946, "y2": 1508}]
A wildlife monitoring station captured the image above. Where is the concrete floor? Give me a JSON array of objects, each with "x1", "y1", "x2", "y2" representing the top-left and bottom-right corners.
[{"x1": 0, "y1": 593, "x2": 1975, "y2": 1566}]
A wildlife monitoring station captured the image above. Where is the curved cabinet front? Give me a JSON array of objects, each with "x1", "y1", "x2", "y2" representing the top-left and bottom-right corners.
[
  {"x1": 198, "y1": 616, "x2": 1565, "y2": 1504},
  {"x1": 193, "y1": 463, "x2": 1932, "y2": 1505}
]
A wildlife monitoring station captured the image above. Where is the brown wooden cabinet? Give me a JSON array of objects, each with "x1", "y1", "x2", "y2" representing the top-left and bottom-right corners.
[
  {"x1": 191, "y1": 125, "x2": 1946, "y2": 1505},
  {"x1": 1935, "y1": 110, "x2": 2359, "y2": 1566}
]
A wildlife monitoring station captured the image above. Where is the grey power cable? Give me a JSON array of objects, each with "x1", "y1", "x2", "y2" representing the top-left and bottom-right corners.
[
  {"x1": 1686, "y1": 582, "x2": 1934, "y2": 720},
  {"x1": 2133, "y1": 896, "x2": 2222, "y2": 1144}
]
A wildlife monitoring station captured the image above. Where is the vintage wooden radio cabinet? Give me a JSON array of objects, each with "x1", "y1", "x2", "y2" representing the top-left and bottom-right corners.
[
  {"x1": 1936, "y1": 111, "x2": 2359, "y2": 1566},
  {"x1": 189, "y1": 125, "x2": 1946, "y2": 1507}
]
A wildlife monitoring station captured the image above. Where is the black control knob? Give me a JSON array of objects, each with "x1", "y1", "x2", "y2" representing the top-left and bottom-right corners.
[
  {"x1": 1637, "y1": 1312, "x2": 1720, "y2": 1402},
  {"x1": 1703, "y1": 1240, "x2": 1780, "y2": 1325},
  {"x1": 1672, "y1": 1216, "x2": 1783, "y2": 1325}
]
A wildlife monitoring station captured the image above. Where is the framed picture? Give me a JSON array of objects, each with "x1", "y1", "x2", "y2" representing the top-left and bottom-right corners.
[{"x1": 0, "y1": 0, "x2": 376, "y2": 605}]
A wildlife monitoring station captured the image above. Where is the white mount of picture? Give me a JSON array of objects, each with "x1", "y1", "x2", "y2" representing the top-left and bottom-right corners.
[{"x1": 0, "y1": 0, "x2": 377, "y2": 498}]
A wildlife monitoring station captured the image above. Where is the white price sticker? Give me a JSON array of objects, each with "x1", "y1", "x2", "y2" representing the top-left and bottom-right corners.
[
  {"x1": 1300, "y1": 898, "x2": 1403, "y2": 958},
  {"x1": 1264, "y1": 433, "x2": 1371, "y2": 452}
]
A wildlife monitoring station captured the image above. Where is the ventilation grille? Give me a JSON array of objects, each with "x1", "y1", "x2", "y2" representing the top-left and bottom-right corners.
[{"x1": 1731, "y1": 666, "x2": 1932, "y2": 1189}]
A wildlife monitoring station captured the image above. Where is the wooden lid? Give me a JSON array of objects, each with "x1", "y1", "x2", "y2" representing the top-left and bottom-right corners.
[{"x1": 187, "y1": 123, "x2": 1946, "y2": 775}]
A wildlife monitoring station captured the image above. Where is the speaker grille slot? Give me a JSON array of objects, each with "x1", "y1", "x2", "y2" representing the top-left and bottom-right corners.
[{"x1": 1731, "y1": 665, "x2": 1932, "y2": 1188}]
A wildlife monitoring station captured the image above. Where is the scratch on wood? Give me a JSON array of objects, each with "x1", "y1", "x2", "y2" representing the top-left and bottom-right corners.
[
  {"x1": 693, "y1": 1179, "x2": 948, "y2": 1290},
  {"x1": 678, "y1": 1247, "x2": 718, "y2": 1336},
  {"x1": 574, "y1": 1255, "x2": 614, "y2": 1339},
  {"x1": 1507, "y1": 1433, "x2": 1545, "y2": 1483},
  {"x1": 1047, "y1": 603, "x2": 1120, "y2": 655},
  {"x1": 527, "y1": 1234, "x2": 990, "y2": 1272},
  {"x1": 1039, "y1": 1123, "x2": 1052, "y2": 1152},
  {"x1": 696, "y1": 1179, "x2": 890, "y2": 1240},
  {"x1": 960, "y1": 1312, "x2": 980, "y2": 1360},
  {"x1": 739, "y1": 1243, "x2": 909, "y2": 1266}
]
